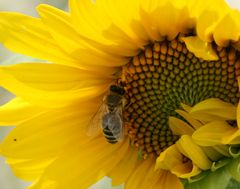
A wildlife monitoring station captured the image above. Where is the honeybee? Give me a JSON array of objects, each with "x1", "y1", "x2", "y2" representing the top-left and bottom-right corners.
[{"x1": 87, "y1": 84, "x2": 126, "y2": 143}]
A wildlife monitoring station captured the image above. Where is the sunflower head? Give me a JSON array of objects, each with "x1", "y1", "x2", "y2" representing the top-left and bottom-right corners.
[{"x1": 0, "y1": 0, "x2": 240, "y2": 189}]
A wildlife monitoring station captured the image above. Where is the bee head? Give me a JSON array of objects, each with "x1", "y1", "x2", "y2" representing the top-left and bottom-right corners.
[{"x1": 110, "y1": 85, "x2": 125, "y2": 95}]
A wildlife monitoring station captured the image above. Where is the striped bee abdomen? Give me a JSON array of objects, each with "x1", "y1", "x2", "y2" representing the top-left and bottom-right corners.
[
  {"x1": 102, "y1": 127, "x2": 118, "y2": 144},
  {"x1": 102, "y1": 112, "x2": 123, "y2": 144}
]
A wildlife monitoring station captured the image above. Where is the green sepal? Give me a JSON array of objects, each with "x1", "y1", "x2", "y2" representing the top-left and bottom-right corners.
[
  {"x1": 226, "y1": 157, "x2": 240, "y2": 182},
  {"x1": 184, "y1": 168, "x2": 231, "y2": 189},
  {"x1": 226, "y1": 178, "x2": 240, "y2": 189},
  {"x1": 229, "y1": 145, "x2": 240, "y2": 158},
  {"x1": 211, "y1": 158, "x2": 231, "y2": 172},
  {"x1": 187, "y1": 171, "x2": 209, "y2": 183}
]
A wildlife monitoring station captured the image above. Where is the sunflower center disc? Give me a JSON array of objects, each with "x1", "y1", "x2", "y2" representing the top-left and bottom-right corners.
[{"x1": 122, "y1": 38, "x2": 240, "y2": 159}]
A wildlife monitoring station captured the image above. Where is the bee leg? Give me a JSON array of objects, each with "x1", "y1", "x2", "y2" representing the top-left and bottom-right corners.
[
  {"x1": 122, "y1": 96, "x2": 132, "y2": 109},
  {"x1": 102, "y1": 94, "x2": 107, "y2": 104},
  {"x1": 111, "y1": 68, "x2": 122, "y2": 79}
]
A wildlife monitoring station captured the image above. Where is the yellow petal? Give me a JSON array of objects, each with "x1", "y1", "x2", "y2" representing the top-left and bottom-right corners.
[
  {"x1": 156, "y1": 145, "x2": 182, "y2": 170},
  {"x1": 181, "y1": 36, "x2": 218, "y2": 60},
  {"x1": 222, "y1": 127, "x2": 240, "y2": 144},
  {"x1": 0, "y1": 12, "x2": 80, "y2": 68},
  {"x1": 37, "y1": 4, "x2": 127, "y2": 68},
  {"x1": 155, "y1": 171, "x2": 183, "y2": 189},
  {"x1": 156, "y1": 2, "x2": 194, "y2": 40},
  {"x1": 69, "y1": 0, "x2": 121, "y2": 55},
  {"x1": 187, "y1": 0, "x2": 230, "y2": 19},
  {"x1": 192, "y1": 121, "x2": 232, "y2": 146},
  {"x1": 189, "y1": 98, "x2": 237, "y2": 122},
  {"x1": 37, "y1": 4, "x2": 89, "y2": 56},
  {"x1": 0, "y1": 67, "x2": 110, "y2": 108},
  {"x1": 140, "y1": 0, "x2": 194, "y2": 41},
  {"x1": 180, "y1": 103, "x2": 192, "y2": 112},
  {"x1": 176, "y1": 135, "x2": 212, "y2": 170},
  {"x1": 197, "y1": 10, "x2": 220, "y2": 42},
  {"x1": 30, "y1": 137, "x2": 129, "y2": 189},
  {"x1": 195, "y1": 0, "x2": 231, "y2": 42},
  {"x1": 0, "y1": 102, "x2": 95, "y2": 158},
  {"x1": 213, "y1": 10, "x2": 240, "y2": 46},
  {"x1": 139, "y1": 6, "x2": 163, "y2": 41},
  {"x1": 69, "y1": 0, "x2": 112, "y2": 46},
  {"x1": 98, "y1": 0, "x2": 147, "y2": 48},
  {"x1": 126, "y1": 158, "x2": 161, "y2": 189},
  {"x1": 69, "y1": 0, "x2": 142, "y2": 57},
  {"x1": 172, "y1": 162, "x2": 201, "y2": 179},
  {"x1": 125, "y1": 159, "x2": 152, "y2": 189},
  {"x1": 156, "y1": 145, "x2": 201, "y2": 178},
  {"x1": 175, "y1": 110, "x2": 203, "y2": 130},
  {"x1": 169, "y1": 116, "x2": 194, "y2": 135},
  {"x1": 0, "y1": 97, "x2": 45, "y2": 125},
  {"x1": 0, "y1": 63, "x2": 112, "y2": 91},
  {"x1": 108, "y1": 148, "x2": 139, "y2": 186},
  {"x1": 69, "y1": 0, "x2": 110, "y2": 40},
  {"x1": 6, "y1": 157, "x2": 55, "y2": 181}
]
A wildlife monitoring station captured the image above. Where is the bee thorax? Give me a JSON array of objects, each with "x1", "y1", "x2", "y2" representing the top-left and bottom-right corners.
[{"x1": 106, "y1": 94, "x2": 122, "y2": 112}]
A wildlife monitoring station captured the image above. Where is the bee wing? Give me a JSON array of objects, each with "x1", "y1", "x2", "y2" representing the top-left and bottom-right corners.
[
  {"x1": 103, "y1": 106, "x2": 124, "y2": 141},
  {"x1": 86, "y1": 101, "x2": 108, "y2": 137}
]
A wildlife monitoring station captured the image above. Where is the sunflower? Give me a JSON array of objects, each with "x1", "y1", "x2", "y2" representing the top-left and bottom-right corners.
[{"x1": 0, "y1": 0, "x2": 240, "y2": 189}]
